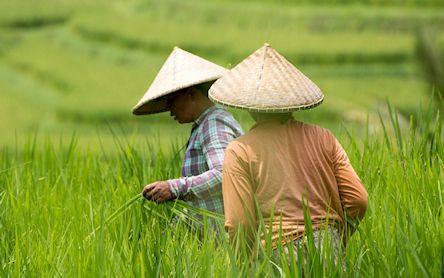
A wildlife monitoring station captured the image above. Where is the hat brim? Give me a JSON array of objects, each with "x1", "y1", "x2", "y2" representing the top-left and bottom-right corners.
[
  {"x1": 210, "y1": 94, "x2": 324, "y2": 113},
  {"x1": 132, "y1": 95, "x2": 170, "y2": 115},
  {"x1": 132, "y1": 77, "x2": 218, "y2": 115}
]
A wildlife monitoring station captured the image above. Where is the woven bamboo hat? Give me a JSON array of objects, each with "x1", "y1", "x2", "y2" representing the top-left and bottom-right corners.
[
  {"x1": 132, "y1": 47, "x2": 227, "y2": 115},
  {"x1": 209, "y1": 44, "x2": 324, "y2": 113}
]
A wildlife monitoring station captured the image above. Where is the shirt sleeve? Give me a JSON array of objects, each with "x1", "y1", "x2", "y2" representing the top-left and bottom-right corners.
[
  {"x1": 168, "y1": 116, "x2": 241, "y2": 200},
  {"x1": 330, "y1": 134, "x2": 368, "y2": 221},
  {"x1": 222, "y1": 141, "x2": 256, "y2": 243}
]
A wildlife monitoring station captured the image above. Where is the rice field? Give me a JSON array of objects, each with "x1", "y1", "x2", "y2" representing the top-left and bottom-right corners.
[
  {"x1": 1, "y1": 0, "x2": 443, "y2": 148},
  {"x1": 0, "y1": 107, "x2": 442, "y2": 276},
  {"x1": 1, "y1": 0, "x2": 443, "y2": 276}
]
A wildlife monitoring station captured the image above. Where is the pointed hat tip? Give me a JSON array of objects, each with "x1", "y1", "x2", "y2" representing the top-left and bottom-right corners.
[{"x1": 263, "y1": 43, "x2": 271, "y2": 47}]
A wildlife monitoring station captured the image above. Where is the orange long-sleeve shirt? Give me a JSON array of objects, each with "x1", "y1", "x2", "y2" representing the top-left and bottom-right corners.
[{"x1": 222, "y1": 119, "x2": 368, "y2": 245}]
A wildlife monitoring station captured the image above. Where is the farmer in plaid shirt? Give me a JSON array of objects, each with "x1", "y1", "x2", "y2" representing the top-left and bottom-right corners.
[{"x1": 132, "y1": 47, "x2": 243, "y2": 215}]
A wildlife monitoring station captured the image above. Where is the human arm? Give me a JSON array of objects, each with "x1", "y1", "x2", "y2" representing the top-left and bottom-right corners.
[
  {"x1": 222, "y1": 142, "x2": 256, "y2": 246},
  {"x1": 331, "y1": 135, "x2": 368, "y2": 221}
]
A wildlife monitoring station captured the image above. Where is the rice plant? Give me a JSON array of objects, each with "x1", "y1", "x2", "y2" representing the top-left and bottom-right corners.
[{"x1": 0, "y1": 104, "x2": 442, "y2": 276}]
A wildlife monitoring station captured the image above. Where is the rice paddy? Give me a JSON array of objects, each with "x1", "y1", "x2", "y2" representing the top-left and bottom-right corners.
[
  {"x1": 0, "y1": 0, "x2": 443, "y2": 276},
  {"x1": 1, "y1": 107, "x2": 442, "y2": 276}
]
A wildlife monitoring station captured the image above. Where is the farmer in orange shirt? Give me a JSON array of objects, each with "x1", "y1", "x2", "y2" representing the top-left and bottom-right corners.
[{"x1": 209, "y1": 44, "x2": 368, "y2": 269}]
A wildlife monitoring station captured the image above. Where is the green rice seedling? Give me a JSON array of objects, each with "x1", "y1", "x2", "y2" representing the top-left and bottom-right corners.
[{"x1": 1, "y1": 103, "x2": 443, "y2": 276}]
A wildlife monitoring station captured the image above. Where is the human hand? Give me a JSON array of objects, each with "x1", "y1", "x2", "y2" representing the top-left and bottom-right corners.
[{"x1": 142, "y1": 181, "x2": 173, "y2": 203}]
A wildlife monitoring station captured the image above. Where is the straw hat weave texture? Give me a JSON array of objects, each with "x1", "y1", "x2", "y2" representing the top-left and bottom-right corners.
[
  {"x1": 132, "y1": 47, "x2": 227, "y2": 115},
  {"x1": 209, "y1": 44, "x2": 324, "y2": 113}
]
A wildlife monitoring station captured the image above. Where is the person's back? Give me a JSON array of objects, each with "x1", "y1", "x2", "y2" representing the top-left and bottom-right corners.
[
  {"x1": 209, "y1": 44, "x2": 368, "y2": 271},
  {"x1": 223, "y1": 118, "x2": 368, "y2": 243}
]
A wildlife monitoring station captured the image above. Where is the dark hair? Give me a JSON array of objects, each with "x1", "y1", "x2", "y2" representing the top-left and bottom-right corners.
[
  {"x1": 165, "y1": 81, "x2": 214, "y2": 106},
  {"x1": 192, "y1": 81, "x2": 215, "y2": 97}
]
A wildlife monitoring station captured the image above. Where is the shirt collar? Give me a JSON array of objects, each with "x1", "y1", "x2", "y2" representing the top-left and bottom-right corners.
[{"x1": 193, "y1": 106, "x2": 218, "y2": 127}]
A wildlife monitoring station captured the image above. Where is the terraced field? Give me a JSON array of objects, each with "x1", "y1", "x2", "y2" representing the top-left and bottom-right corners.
[
  {"x1": 1, "y1": 0, "x2": 442, "y2": 148},
  {"x1": 0, "y1": 1, "x2": 443, "y2": 276}
]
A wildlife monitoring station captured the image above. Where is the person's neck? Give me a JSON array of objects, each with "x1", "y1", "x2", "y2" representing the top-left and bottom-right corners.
[
  {"x1": 251, "y1": 112, "x2": 292, "y2": 123},
  {"x1": 193, "y1": 102, "x2": 214, "y2": 121}
]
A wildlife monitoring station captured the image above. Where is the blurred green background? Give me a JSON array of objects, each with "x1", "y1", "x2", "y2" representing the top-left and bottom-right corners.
[{"x1": 1, "y1": 0, "x2": 443, "y2": 150}]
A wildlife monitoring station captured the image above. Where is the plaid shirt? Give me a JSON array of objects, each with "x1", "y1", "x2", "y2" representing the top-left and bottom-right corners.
[{"x1": 168, "y1": 106, "x2": 243, "y2": 214}]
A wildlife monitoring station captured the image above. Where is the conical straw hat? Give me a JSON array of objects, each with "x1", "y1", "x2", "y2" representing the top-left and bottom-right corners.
[
  {"x1": 209, "y1": 44, "x2": 324, "y2": 113},
  {"x1": 132, "y1": 47, "x2": 227, "y2": 115}
]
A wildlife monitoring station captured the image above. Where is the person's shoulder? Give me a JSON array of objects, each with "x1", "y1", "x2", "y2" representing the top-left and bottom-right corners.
[
  {"x1": 226, "y1": 138, "x2": 241, "y2": 150},
  {"x1": 199, "y1": 107, "x2": 229, "y2": 128},
  {"x1": 204, "y1": 107, "x2": 243, "y2": 132},
  {"x1": 226, "y1": 137, "x2": 251, "y2": 158},
  {"x1": 297, "y1": 121, "x2": 333, "y2": 138},
  {"x1": 227, "y1": 132, "x2": 257, "y2": 151},
  {"x1": 206, "y1": 107, "x2": 236, "y2": 121}
]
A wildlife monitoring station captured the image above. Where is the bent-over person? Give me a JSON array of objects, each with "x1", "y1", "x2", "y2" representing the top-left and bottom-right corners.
[
  {"x1": 132, "y1": 47, "x2": 243, "y2": 220},
  {"x1": 209, "y1": 44, "x2": 368, "y2": 271}
]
